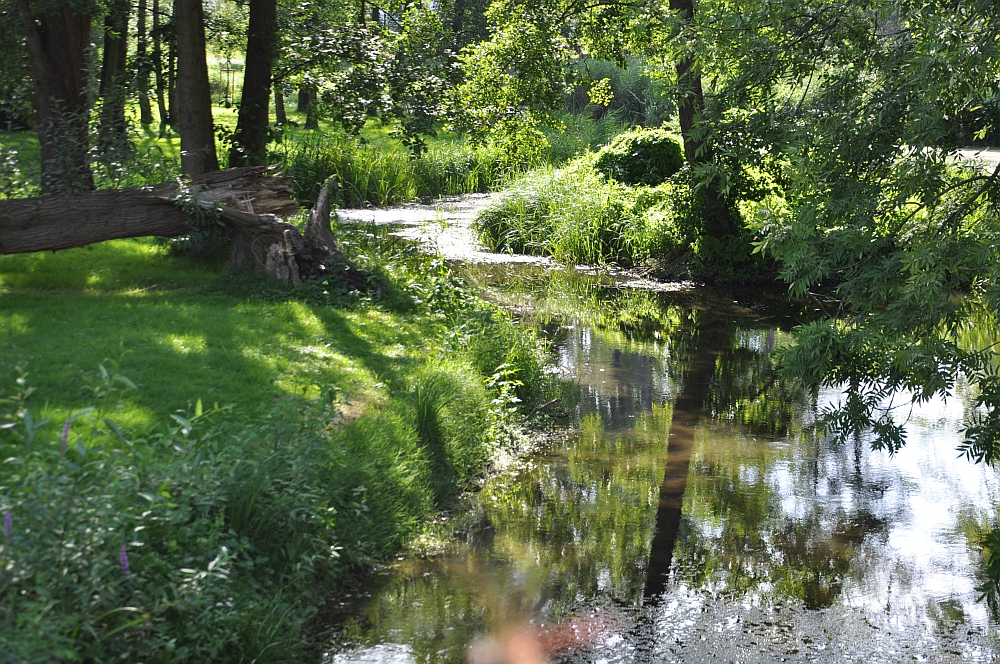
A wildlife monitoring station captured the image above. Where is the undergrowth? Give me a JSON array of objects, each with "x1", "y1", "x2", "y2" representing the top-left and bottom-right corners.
[
  {"x1": 474, "y1": 153, "x2": 774, "y2": 283},
  {"x1": 0, "y1": 225, "x2": 556, "y2": 661}
]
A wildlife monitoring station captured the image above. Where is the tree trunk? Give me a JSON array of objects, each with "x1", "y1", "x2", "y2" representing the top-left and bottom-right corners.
[
  {"x1": 669, "y1": 0, "x2": 737, "y2": 238},
  {"x1": 137, "y1": 0, "x2": 154, "y2": 125},
  {"x1": 174, "y1": 0, "x2": 219, "y2": 176},
  {"x1": 230, "y1": 0, "x2": 278, "y2": 167},
  {"x1": 670, "y1": 0, "x2": 704, "y2": 165},
  {"x1": 274, "y1": 83, "x2": 286, "y2": 125},
  {"x1": 99, "y1": 1, "x2": 131, "y2": 144},
  {"x1": 0, "y1": 168, "x2": 367, "y2": 289},
  {"x1": 297, "y1": 85, "x2": 310, "y2": 113},
  {"x1": 152, "y1": 0, "x2": 170, "y2": 132},
  {"x1": 15, "y1": 0, "x2": 94, "y2": 194},
  {"x1": 0, "y1": 167, "x2": 293, "y2": 253},
  {"x1": 304, "y1": 84, "x2": 318, "y2": 129},
  {"x1": 167, "y1": 35, "x2": 177, "y2": 128}
]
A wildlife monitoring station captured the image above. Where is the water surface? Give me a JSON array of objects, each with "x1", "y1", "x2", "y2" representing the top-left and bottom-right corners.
[{"x1": 325, "y1": 222, "x2": 1000, "y2": 663}]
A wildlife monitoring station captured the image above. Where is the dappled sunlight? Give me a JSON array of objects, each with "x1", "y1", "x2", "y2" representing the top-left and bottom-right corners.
[{"x1": 0, "y1": 239, "x2": 215, "y2": 293}]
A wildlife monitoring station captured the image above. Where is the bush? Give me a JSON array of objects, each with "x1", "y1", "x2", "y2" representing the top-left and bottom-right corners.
[{"x1": 594, "y1": 127, "x2": 684, "y2": 186}]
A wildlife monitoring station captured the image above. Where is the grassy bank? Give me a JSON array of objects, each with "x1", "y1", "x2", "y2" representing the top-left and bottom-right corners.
[
  {"x1": 474, "y1": 146, "x2": 775, "y2": 283},
  {"x1": 0, "y1": 229, "x2": 553, "y2": 661}
]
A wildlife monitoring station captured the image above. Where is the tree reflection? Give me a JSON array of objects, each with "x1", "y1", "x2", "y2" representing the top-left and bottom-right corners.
[{"x1": 327, "y1": 268, "x2": 992, "y2": 662}]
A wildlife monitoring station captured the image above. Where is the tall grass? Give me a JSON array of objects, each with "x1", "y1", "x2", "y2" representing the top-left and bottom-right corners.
[
  {"x1": 542, "y1": 113, "x2": 630, "y2": 165},
  {"x1": 269, "y1": 113, "x2": 630, "y2": 208},
  {"x1": 475, "y1": 155, "x2": 776, "y2": 281},
  {"x1": 271, "y1": 133, "x2": 416, "y2": 207},
  {"x1": 271, "y1": 132, "x2": 526, "y2": 207},
  {"x1": 475, "y1": 156, "x2": 688, "y2": 266}
]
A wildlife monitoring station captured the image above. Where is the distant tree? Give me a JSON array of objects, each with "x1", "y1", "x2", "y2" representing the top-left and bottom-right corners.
[
  {"x1": 451, "y1": 0, "x2": 570, "y2": 159},
  {"x1": 151, "y1": 0, "x2": 173, "y2": 133},
  {"x1": 15, "y1": 0, "x2": 95, "y2": 193},
  {"x1": 98, "y1": 0, "x2": 131, "y2": 144},
  {"x1": 230, "y1": 0, "x2": 278, "y2": 166},
  {"x1": 136, "y1": 0, "x2": 155, "y2": 125},
  {"x1": 0, "y1": 2, "x2": 32, "y2": 131},
  {"x1": 173, "y1": 0, "x2": 218, "y2": 175},
  {"x1": 437, "y1": 0, "x2": 488, "y2": 52},
  {"x1": 385, "y1": 2, "x2": 456, "y2": 155}
]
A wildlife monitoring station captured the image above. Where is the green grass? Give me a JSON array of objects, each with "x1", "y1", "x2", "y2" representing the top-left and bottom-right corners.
[
  {"x1": 0, "y1": 233, "x2": 553, "y2": 661},
  {"x1": 1, "y1": 241, "x2": 385, "y2": 431},
  {"x1": 0, "y1": 104, "x2": 628, "y2": 203},
  {"x1": 474, "y1": 155, "x2": 689, "y2": 266},
  {"x1": 474, "y1": 153, "x2": 776, "y2": 282}
]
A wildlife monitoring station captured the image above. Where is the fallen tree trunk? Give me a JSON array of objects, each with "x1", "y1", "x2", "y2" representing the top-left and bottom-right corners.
[{"x1": 0, "y1": 166, "x2": 369, "y2": 290}]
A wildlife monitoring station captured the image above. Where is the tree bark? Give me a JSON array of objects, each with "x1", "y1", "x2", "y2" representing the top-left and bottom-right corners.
[
  {"x1": 297, "y1": 85, "x2": 310, "y2": 113},
  {"x1": 274, "y1": 83, "x2": 287, "y2": 126},
  {"x1": 669, "y1": 0, "x2": 737, "y2": 238},
  {"x1": 99, "y1": 0, "x2": 131, "y2": 144},
  {"x1": 0, "y1": 167, "x2": 292, "y2": 253},
  {"x1": 137, "y1": 0, "x2": 154, "y2": 125},
  {"x1": 15, "y1": 0, "x2": 94, "y2": 194},
  {"x1": 230, "y1": 0, "x2": 278, "y2": 167},
  {"x1": 152, "y1": 0, "x2": 171, "y2": 132},
  {"x1": 174, "y1": 0, "x2": 218, "y2": 176},
  {"x1": 0, "y1": 169, "x2": 369, "y2": 289},
  {"x1": 670, "y1": 0, "x2": 705, "y2": 165}
]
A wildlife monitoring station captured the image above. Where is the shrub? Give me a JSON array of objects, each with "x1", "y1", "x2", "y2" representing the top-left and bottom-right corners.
[{"x1": 594, "y1": 127, "x2": 684, "y2": 186}]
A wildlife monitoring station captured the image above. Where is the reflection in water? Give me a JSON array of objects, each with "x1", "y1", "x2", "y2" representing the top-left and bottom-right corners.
[
  {"x1": 645, "y1": 315, "x2": 728, "y2": 599},
  {"x1": 325, "y1": 268, "x2": 1000, "y2": 663}
]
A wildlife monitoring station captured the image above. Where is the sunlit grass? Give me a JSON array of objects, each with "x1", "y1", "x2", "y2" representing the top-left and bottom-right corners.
[{"x1": 0, "y1": 238, "x2": 446, "y2": 434}]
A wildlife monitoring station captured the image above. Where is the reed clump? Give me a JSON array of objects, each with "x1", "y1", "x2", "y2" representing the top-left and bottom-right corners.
[{"x1": 271, "y1": 133, "x2": 530, "y2": 208}]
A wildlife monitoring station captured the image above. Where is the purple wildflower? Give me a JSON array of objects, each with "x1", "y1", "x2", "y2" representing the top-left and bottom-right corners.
[
  {"x1": 120, "y1": 544, "x2": 130, "y2": 575},
  {"x1": 3, "y1": 511, "x2": 10, "y2": 539},
  {"x1": 60, "y1": 417, "x2": 71, "y2": 454}
]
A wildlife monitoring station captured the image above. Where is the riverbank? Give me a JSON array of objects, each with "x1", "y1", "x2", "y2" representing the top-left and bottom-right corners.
[
  {"x1": 0, "y1": 223, "x2": 557, "y2": 661},
  {"x1": 323, "y1": 267, "x2": 1000, "y2": 664}
]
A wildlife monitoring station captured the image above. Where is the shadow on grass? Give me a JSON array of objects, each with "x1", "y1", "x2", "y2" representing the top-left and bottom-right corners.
[{"x1": 0, "y1": 240, "x2": 428, "y2": 433}]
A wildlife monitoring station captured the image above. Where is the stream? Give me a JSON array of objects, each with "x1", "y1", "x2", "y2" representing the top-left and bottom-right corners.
[{"x1": 326, "y1": 200, "x2": 1000, "y2": 662}]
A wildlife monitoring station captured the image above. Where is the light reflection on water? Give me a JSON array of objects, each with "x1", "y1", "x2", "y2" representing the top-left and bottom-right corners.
[{"x1": 325, "y1": 268, "x2": 1000, "y2": 663}]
